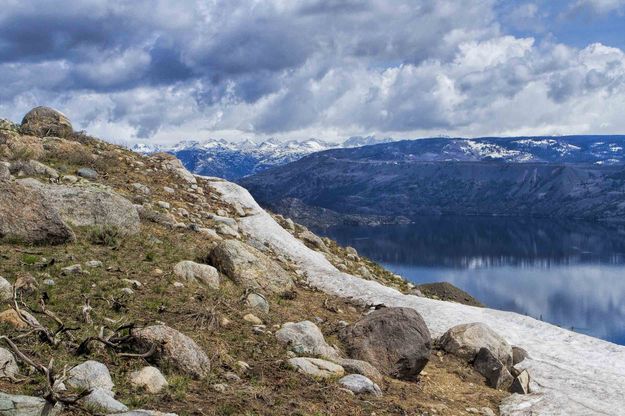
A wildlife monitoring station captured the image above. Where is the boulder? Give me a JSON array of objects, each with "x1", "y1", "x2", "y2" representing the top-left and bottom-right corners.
[
  {"x1": 173, "y1": 261, "x2": 220, "y2": 289},
  {"x1": 208, "y1": 240, "x2": 294, "y2": 294},
  {"x1": 340, "y1": 307, "x2": 431, "y2": 381},
  {"x1": 0, "y1": 392, "x2": 62, "y2": 416},
  {"x1": 19, "y1": 178, "x2": 140, "y2": 235},
  {"x1": 510, "y1": 369, "x2": 531, "y2": 394},
  {"x1": 473, "y1": 347, "x2": 513, "y2": 390},
  {"x1": 287, "y1": 357, "x2": 344, "y2": 379},
  {"x1": 299, "y1": 230, "x2": 328, "y2": 252},
  {"x1": 0, "y1": 347, "x2": 18, "y2": 379},
  {"x1": 150, "y1": 153, "x2": 196, "y2": 184},
  {"x1": 20, "y1": 106, "x2": 73, "y2": 138},
  {"x1": 0, "y1": 276, "x2": 12, "y2": 302},
  {"x1": 9, "y1": 160, "x2": 58, "y2": 179},
  {"x1": 67, "y1": 360, "x2": 115, "y2": 393},
  {"x1": 0, "y1": 180, "x2": 75, "y2": 244},
  {"x1": 275, "y1": 321, "x2": 338, "y2": 358},
  {"x1": 77, "y1": 167, "x2": 98, "y2": 180},
  {"x1": 439, "y1": 322, "x2": 512, "y2": 367},
  {"x1": 512, "y1": 346, "x2": 528, "y2": 365},
  {"x1": 131, "y1": 325, "x2": 210, "y2": 379},
  {"x1": 0, "y1": 162, "x2": 9, "y2": 181},
  {"x1": 82, "y1": 388, "x2": 128, "y2": 413},
  {"x1": 335, "y1": 358, "x2": 383, "y2": 384},
  {"x1": 246, "y1": 293, "x2": 269, "y2": 314},
  {"x1": 338, "y1": 374, "x2": 382, "y2": 396},
  {"x1": 129, "y1": 366, "x2": 168, "y2": 394}
]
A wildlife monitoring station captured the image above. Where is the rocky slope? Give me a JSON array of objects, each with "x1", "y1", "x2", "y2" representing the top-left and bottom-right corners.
[
  {"x1": 2, "y1": 107, "x2": 622, "y2": 416},
  {"x1": 0, "y1": 108, "x2": 513, "y2": 415},
  {"x1": 240, "y1": 138, "x2": 625, "y2": 227}
]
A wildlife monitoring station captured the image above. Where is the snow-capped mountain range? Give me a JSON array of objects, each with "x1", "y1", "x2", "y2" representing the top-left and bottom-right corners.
[
  {"x1": 132, "y1": 135, "x2": 625, "y2": 181},
  {"x1": 131, "y1": 136, "x2": 393, "y2": 180}
]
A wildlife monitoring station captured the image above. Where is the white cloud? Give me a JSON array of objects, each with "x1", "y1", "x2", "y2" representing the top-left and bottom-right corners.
[{"x1": 1, "y1": 0, "x2": 625, "y2": 143}]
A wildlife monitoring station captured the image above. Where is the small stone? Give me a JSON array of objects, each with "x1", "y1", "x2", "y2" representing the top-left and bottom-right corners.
[
  {"x1": 122, "y1": 279, "x2": 142, "y2": 288},
  {"x1": 157, "y1": 201, "x2": 171, "y2": 209},
  {"x1": 43, "y1": 278, "x2": 55, "y2": 286},
  {"x1": 132, "y1": 182, "x2": 151, "y2": 195},
  {"x1": 480, "y1": 408, "x2": 496, "y2": 416},
  {"x1": 243, "y1": 314, "x2": 263, "y2": 325},
  {"x1": 224, "y1": 372, "x2": 241, "y2": 383},
  {"x1": 0, "y1": 347, "x2": 19, "y2": 379},
  {"x1": 211, "y1": 383, "x2": 227, "y2": 393},
  {"x1": 0, "y1": 276, "x2": 12, "y2": 302},
  {"x1": 85, "y1": 260, "x2": 103, "y2": 268},
  {"x1": 82, "y1": 388, "x2": 128, "y2": 413},
  {"x1": 173, "y1": 260, "x2": 220, "y2": 289},
  {"x1": 510, "y1": 369, "x2": 531, "y2": 394},
  {"x1": 246, "y1": 293, "x2": 269, "y2": 314},
  {"x1": 77, "y1": 167, "x2": 98, "y2": 180},
  {"x1": 61, "y1": 264, "x2": 83, "y2": 275},
  {"x1": 220, "y1": 317, "x2": 231, "y2": 327},
  {"x1": 236, "y1": 361, "x2": 251, "y2": 372},
  {"x1": 129, "y1": 366, "x2": 168, "y2": 394},
  {"x1": 173, "y1": 281, "x2": 184, "y2": 288},
  {"x1": 153, "y1": 268, "x2": 164, "y2": 276},
  {"x1": 62, "y1": 174, "x2": 79, "y2": 184},
  {"x1": 163, "y1": 186, "x2": 175, "y2": 194},
  {"x1": 287, "y1": 357, "x2": 345, "y2": 378},
  {"x1": 120, "y1": 287, "x2": 134, "y2": 295},
  {"x1": 338, "y1": 374, "x2": 382, "y2": 396}
]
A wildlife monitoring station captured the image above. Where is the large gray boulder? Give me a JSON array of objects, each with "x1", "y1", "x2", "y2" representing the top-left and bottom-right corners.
[
  {"x1": 208, "y1": 240, "x2": 294, "y2": 294},
  {"x1": 173, "y1": 261, "x2": 220, "y2": 289},
  {"x1": 19, "y1": 178, "x2": 140, "y2": 235},
  {"x1": 0, "y1": 347, "x2": 18, "y2": 380},
  {"x1": 340, "y1": 307, "x2": 431, "y2": 381},
  {"x1": 439, "y1": 322, "x2": 513, "y2": 367},
  {"x1": 67, "y1": 360, "x2": 115, "y2": 393},
  {"x1": 150, "y1": 153, "x2": 196, "y2": 184},
  {"x1": 0, "y1": 392, "x2": 62, "y2": 416},
  {"x1": 21, "y1": 106, "x2": 73, "y2": 138},
  {"x1": 131, "y1": 325, "x2": 210, "y2": 379},
  {"x1": 276, "y1": 321, "x2": 338, "y2": 358},
  {"x1": 0, "y1": 180, "x2": 75, "y2": 244}
]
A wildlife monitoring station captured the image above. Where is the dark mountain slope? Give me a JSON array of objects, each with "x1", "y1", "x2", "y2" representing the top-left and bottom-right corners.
[{"x1": 240, "y1": 138, "x2": 625, "y2": 224}]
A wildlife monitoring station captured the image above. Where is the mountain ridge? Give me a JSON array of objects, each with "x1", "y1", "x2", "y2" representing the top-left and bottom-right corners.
[{"x1": 240, "y1": 136, "x2": 625, "y2": 227}]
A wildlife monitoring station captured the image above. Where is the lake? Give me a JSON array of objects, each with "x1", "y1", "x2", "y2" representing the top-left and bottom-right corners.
[{"x1": 315, "y1": 216, "x2": 625, "y2": 345}]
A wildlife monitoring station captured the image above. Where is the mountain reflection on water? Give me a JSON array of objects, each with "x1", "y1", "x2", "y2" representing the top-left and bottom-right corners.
[{"x1": 316, "y1": 217, "x2": 625, "y2": 345}]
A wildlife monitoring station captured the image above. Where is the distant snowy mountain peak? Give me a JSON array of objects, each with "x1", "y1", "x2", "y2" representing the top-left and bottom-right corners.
[{"x1": 131, "y1": 135, "x2": 625, "y2": 181}]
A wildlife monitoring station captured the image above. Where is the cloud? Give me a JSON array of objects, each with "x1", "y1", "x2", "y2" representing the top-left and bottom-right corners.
[{"x1": 0, "y1": 0, "x2": 625, "y2": 143}]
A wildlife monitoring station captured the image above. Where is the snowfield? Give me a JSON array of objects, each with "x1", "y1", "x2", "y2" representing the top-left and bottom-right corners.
[{"x1": 207, "y1": 177, "x2": 625, "y2": 416}]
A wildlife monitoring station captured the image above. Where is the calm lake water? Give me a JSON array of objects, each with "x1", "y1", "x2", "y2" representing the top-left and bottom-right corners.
[{"x1": 316, "y1": 217, "x2": 625, "y2": 345}]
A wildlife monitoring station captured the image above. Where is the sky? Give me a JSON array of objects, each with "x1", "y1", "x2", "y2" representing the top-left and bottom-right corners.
[{"x1": 2, "y1": 0, "x2": 625, "y2": 144}]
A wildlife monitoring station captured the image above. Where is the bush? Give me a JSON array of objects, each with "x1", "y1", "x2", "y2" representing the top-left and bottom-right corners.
[{"x1": 88, "y1": 225, "x2": 121, "y2": 247}]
